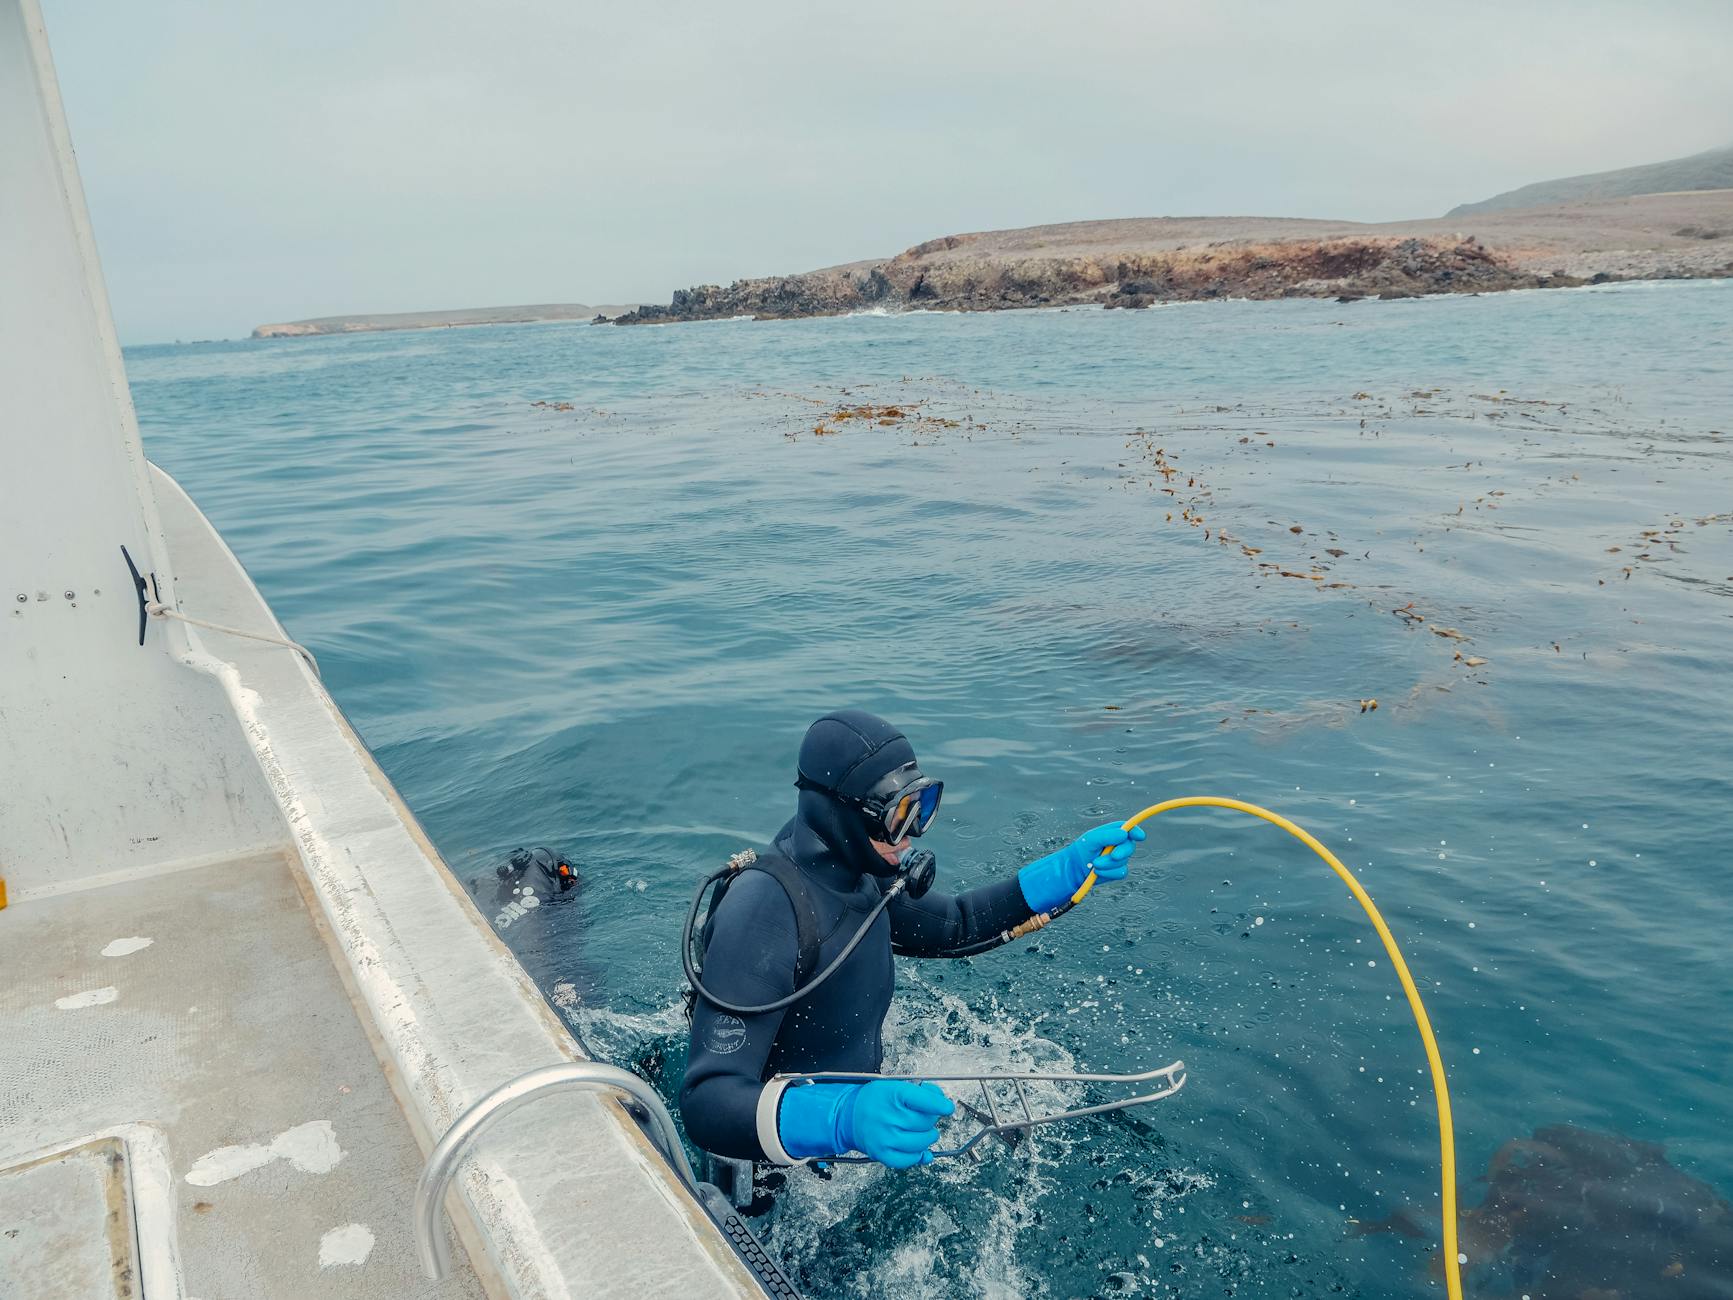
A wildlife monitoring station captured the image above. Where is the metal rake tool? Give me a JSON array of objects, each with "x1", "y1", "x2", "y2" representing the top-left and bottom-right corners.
[{"x1": 778, "y1": 1060, "x2": 1187, "y2": 1162}]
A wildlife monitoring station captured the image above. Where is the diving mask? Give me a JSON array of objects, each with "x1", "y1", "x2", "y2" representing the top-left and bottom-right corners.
[{"x1": 850, "y1": 761, "x2": 943, "y2": 843}]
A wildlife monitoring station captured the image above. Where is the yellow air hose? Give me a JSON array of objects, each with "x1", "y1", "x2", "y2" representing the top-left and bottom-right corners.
[{"x1": 1076, "y1": 796, "x2": 1463, "y2": 1300}]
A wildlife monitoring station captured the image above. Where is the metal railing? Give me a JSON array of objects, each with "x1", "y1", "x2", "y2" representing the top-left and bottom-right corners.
[{"x1": 414, "y1": 1061, "x2": 697, "y2": 1281}]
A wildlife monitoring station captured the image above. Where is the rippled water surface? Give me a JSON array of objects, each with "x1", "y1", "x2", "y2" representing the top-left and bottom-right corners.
[{"x1": 129, "y1": 285, "x2": 1733, "y2": 1299}]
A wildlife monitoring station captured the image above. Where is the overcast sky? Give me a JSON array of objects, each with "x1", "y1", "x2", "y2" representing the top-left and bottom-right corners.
[{"x1": 41, "y1": 0, "x2": 1733, "y2": 343}]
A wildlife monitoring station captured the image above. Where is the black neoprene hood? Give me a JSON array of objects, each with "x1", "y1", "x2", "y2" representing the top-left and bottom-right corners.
[
  {"x1": 796, "y1": 709, "x2": 918, "y2": 798},
  {"x1": 790, "y1": 709, "x2": 921, "y2": 877}
]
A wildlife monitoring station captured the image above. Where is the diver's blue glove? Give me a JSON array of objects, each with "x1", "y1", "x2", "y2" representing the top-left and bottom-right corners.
[
  {"x1": 1017, "y1": 822, "x2": 1147, "y2": 913},
  {"x1": 777, "y1": 1079, "x2": 954, "y2": 1168}
]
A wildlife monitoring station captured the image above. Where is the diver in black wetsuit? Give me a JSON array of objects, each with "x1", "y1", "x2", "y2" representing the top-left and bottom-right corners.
[
  {"x1": 469, "y1": 846, "x2": 579, "y2": 933},
  {"x1": 680, "y1": 709, "x2": 1144, "y2": 1176}
]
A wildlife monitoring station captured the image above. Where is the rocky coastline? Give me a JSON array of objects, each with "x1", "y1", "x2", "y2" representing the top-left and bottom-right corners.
[
  {"x1": 615, "y1": 236, "x2": 1565, "y2": 324},
  {"x1": 613, "y1": 190, "x2": 1733, "y2": 326}
]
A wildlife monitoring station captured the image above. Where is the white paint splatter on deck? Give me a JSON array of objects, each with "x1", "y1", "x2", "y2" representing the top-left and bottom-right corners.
[
  {"x1": 318, "y1": 1223, "x2": 375, "y2": 1267},
  {"x1": 185, "y1": 1119, "x2": 344, "y2": 1186},
  {"x1": 55, "y1": 986, "x2": 118, "y2": 1009}
]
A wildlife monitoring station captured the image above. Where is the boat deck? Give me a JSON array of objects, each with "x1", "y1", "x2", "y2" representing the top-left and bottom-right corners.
[
  {"x1": 3, "y1": 3, "x2": 763, "y2": 1290},
  {"x1": 0, "y1": 849, "x2": 484, "y2": 1299}
]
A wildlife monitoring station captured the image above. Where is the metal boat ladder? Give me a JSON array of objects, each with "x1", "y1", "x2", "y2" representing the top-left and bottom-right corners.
[
  {"x1": 413, "y1": 1063, "x2": 693, "y2": 1278},
  {"x1": 413, "y1": 1062, "x2": 801, "y2": 1297}
]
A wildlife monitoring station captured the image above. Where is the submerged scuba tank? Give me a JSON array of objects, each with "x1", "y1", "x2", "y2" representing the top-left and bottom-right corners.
[{"x1": 469, "y1": 845, "x2": 579, "y2": 932}]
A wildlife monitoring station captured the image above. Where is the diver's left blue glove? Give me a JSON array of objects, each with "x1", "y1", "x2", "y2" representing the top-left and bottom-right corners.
[{"x1": 1017, "y1": 822, "x2": 1147, "y2": 914}]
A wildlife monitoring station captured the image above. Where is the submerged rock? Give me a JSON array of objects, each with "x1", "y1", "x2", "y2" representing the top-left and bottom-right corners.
[
  {"x1": 1357, "y1": 1125, "x2": 1733, "y2": 1295},
  {"x1": 1454, "y1": 1125, "x2": 1733, "y2": 1298}
]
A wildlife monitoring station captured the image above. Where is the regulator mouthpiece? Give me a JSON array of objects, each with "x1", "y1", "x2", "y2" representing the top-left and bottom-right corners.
[{"x1": 898, "y1": 847, "x2": 937, "y2": 899}]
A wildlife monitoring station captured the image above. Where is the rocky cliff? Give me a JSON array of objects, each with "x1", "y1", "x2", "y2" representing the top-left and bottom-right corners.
[
  {"x1": 614, "y1": 190, "x2": 1733, "y2": 325},
  {"x1": 617, "y1": 236, "x2": 1562, "y2": 324}
]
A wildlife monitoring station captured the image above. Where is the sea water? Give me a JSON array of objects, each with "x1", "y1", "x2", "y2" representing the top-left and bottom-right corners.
[{"x1": 128, "y1": 282, "x2": 1733, "y2": 1298}]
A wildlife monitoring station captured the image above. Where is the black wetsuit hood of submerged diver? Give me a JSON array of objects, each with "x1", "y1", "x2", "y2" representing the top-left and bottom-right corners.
[
  {"x1": 680, "y1": 709, "x2": 1038, "y2": 1164},
  {"x1": 468, "y1": 846, "x2": 578, "y2": 932}
]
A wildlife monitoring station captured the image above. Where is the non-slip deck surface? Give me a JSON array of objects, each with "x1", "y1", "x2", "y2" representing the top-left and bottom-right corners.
[{"x1": 0, "y1": 850, "x2": 484, "y2": 1298}]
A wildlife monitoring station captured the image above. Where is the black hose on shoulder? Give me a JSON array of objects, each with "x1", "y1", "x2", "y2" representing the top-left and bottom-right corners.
[
  {"x1": 682, "y1": 868, "x2": 906, "y2": 1017},
  {"x1": 684, "y1": 847, "x2": 1064, "y2": 1003}
]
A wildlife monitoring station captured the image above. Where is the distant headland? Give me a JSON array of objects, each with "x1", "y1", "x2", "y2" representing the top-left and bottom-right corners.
[
  {"x1": 1448, "y1": 143, "x2": 1733, "y2": 216},
  {"x1": 250, "y1": 302, "x2": 638, "y2": 339}
]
